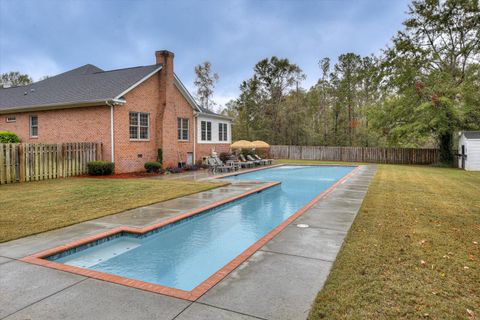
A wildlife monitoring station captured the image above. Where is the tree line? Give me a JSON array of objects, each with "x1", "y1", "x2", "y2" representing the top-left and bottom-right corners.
[{"x1": 211, "y1": 0, "x2": 479, "y2": 163}]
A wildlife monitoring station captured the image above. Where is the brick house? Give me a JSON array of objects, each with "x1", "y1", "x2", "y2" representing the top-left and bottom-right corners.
[{"x1": 0, "y1": 50, "x2": 232, "y2": 173}]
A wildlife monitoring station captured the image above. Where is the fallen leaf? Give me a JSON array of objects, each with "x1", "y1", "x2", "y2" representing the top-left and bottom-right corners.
[{"x1": 467, "y1": 309, "x2": 475, "y2": 320}]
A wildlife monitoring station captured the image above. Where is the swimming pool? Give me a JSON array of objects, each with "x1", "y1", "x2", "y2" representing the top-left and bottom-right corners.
[{"x1": 42, "y1": 165, "x2": 355, "y2": 294}]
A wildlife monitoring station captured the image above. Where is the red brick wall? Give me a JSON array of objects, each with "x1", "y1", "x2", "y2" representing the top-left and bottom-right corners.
[
  {"x1": 195, "y1": 143, "x2": 231, "y2": 162},
  {"x1": 0, "y1": 50, "x2": 231, "y2": 173},
  {"x1": 0, "y1": 106, "x2": 112, "y2": 161}
]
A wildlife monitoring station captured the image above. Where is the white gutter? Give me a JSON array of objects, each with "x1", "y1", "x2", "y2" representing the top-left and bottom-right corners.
[
  {"x1": 193, "y1": 112, "x2": 197, "y2": 163},
  {"x1": 106, "y1": 100, "x2": 120, "y2": 163}
]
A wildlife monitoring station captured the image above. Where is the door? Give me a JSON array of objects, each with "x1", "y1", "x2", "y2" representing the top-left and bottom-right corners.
[
  {"x1": 461, "y1": 145, "x2": 466, "y2": 169},
  {"x1": 187, "y1": 152, "x2": 193, "y2": 165}
]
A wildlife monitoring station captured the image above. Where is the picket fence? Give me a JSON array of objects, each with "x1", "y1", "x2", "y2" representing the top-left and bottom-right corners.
[
  {"x1": 270, "y1": 145, "x2": 439, "y2": 165},
  {"x1": 0, "y1": 142, "x2": 102, "y2": 184}
]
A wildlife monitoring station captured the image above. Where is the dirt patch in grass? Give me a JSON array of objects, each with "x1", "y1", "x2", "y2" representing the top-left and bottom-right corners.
[
  {"x1": 307, "y1": 164, "x2": 480, "y2": 319},
  {"x1": 0, "y1": 178, "x2": 226, "y2": 242}
]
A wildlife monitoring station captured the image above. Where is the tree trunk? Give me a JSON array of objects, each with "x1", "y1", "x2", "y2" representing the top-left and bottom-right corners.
[{"x1": 439, "y1": 132, "x2": 453, "y2": 165}]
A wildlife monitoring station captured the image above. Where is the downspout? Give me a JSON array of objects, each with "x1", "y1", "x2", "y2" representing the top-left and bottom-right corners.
[
  {"x1": 106, "y1": 101, "x2": 115, "y2": 163},
  {"x1": 193, "y1": 111, "x2": 198, "y2": 163}
]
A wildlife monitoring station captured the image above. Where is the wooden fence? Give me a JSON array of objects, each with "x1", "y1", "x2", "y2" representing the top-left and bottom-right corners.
[
  {"x1": 270, "y1": 145, "x2": 439, "y2": 165},
  {"x1": 0, "y1": 142, "x2": 102, "y2": 184}
]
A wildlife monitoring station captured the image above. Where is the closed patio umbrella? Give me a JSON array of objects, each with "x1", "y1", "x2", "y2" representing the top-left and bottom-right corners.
[
  {"x1": 231, "y1": 140, "x2": 254, "y2": 149},
  {"x1": 251, "y1": 140, "x2": 270, "y2": 149}
]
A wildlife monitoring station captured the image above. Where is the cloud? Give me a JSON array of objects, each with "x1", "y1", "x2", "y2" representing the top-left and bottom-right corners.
[{"x1": 0, "y1": 0, "x2": 410, "y2": 99}]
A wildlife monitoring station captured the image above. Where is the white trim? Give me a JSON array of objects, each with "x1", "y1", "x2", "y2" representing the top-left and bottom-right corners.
[
  {"x1": 114, "y1": 66, "x2": 163, "y2": 100},
  {"x1": 0, "y1": 99, "x2": 125, "y2": 114}
]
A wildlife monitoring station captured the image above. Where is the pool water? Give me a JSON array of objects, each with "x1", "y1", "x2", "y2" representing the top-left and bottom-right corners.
[{"x1": 50, "y1": 165, "x2": 354, "y2": 291}]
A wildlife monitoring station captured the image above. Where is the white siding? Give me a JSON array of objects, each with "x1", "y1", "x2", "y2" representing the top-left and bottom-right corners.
[
  {"x1": 196, "y1": 115, "x2": 232, "y2": 144},
  {"x1": 466, "y1": 139, "x2": 480, "y2": 171}
]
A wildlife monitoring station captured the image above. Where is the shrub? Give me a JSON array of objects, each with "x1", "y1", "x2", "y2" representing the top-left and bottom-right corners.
[
  {"x1": 241, "y1": 148, "x2": 255, "y2": 157},
  {"x1": 0, "y1": 131, "x2": 20, "y2": 143},
  {"x1": 219, "y1": 152, "x2": 232, "y2": 162},
  {"x1": 185, "y1": 164, "x2": 200, "y2": 171},
  {"x1": 87, "y1": 161, "x2": 115, "y2": 176},
  {"x1": 144, "y1": 162, "x2": 163, "y2": 173},
  {"x1": 196, "y1": 159, "x2": 209, "y2": 169},
  {"x1": 157, "y1": 148, "x2": 163, "y2": 166},
  {"x1": 166, "y1": 166, "x2": 184, "y2": 174}
]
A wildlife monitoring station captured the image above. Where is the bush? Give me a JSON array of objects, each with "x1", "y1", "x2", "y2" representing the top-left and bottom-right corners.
[
  {"x1": 87, "y1": 161, "x2": 115, "y2": 176},
  {"x1": 241, "y1": 148, "x2": 255, "y2": 157},
  {"x1": 219, "y1": 152, "x2": 232, "y2": 162},
  {"x1": 144, "y1": 162, "x2": 163, "y2": 173},
  {"x1": 185, "y1": 164, "x2": 200, "y2": 171},
  {"x1": 166, "y1": 166, "x2": 184, "y2": 174},
  {"x1": 0, "y1": 131, "x2": 20, "y2": 143},
  {"x1": 157, "y1": 148, "x2": 163, "y2": 166},
  {"x1": 196, "y1": 159, "x2": 209, "y2": 169}
]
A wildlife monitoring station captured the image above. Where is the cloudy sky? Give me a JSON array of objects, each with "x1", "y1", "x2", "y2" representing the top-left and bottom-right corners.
[{"x1": 0, "y1": 0, "x2": 410, "y2": 108}]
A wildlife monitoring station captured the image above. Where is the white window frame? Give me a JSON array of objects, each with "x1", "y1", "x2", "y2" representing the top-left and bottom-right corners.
[
  {"x1": 30, "y1": 115, "x2": 38, "y2": 138},
  {"x1": 201, "y1": 120, "x2": 212, "y2": 141},
  {"x1": 5, "y1": 116, "x2": 16, "y2": 123},
  {"x1": 129, "y1": 112, "x2": 150, "y2": 141},
  {"x1": 219, "y1": 123, "x2": 228, "y2": 141},
  {"x1": 177, "y1": 118, "x2": 189, "y2": 141}
]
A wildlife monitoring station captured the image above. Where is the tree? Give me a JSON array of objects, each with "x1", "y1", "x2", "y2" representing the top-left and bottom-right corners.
[
  {"x1": 0, "y1": 71, "x2": 32, "y2": 88},
  {"x1": 373, "y1": 0, "x2": 480, "y2": 163},
  {"x1": 194, "y1": 61, "x2": 219, "y2": 111}
]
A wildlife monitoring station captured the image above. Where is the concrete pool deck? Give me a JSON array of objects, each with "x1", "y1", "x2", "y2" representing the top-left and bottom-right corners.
[{"x1": 0, "y1": 164, "x2": 376, "y2": 320}]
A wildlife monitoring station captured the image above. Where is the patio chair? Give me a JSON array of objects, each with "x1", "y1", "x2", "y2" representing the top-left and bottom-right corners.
[
  {"x1": 246, "y1": 154, "x2": 262, "y2": 166},
  {"x1": 213, "y1": 157, "x2": 237, "y2": 172},
  {"x1": 254, "y1": 154, "x2": 272, "y2": 165},
  {"x1": 239, "y1": 154, "x2": 255, "y2": 167},
  {"x1": 207, "y1": 157, "x2": 231, "y2": 174}
]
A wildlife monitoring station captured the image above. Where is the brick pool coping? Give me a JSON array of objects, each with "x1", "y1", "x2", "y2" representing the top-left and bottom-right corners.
[{"x1": 20, "y1": 165, "x2": 362, "y2": 301}]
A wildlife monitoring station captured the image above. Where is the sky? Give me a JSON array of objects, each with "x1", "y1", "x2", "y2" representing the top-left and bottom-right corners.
[{"x1": 0, "y1": 0, "x2": 410, "y2": 109}]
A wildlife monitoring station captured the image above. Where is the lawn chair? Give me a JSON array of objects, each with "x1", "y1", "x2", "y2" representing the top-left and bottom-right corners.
[
  {"x1": 239, "y1": 154, "x2": 255, "y2": 167},
  {"x1": 254, "y1": 154, "x2": 272, "y2": 165},
  {"x1": 213, "y1": 157, "x2": 237, "y2": 172},
  {"x1": 207, "y1": 157, "x2": 231, "y2": 174},
  {"x1": 246, "y1": 154, "x2": 262, "y2": 166}
]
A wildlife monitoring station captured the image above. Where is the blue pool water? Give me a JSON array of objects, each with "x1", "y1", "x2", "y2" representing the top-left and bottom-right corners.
[{"x1": 50, "y1": 165, "x2": 354, "y2": 291}]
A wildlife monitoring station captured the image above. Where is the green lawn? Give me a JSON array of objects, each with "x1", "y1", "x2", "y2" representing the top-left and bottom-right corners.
[
  {"x1": 0, "y1": 177, "x2": 226, "y2": 243},
  {"x1": 273, "y1": 160, "x2": 480, "y2": 319}
]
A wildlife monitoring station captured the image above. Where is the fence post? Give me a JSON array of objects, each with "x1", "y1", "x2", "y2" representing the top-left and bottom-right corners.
[{"x1": 18, "y1": 144, "x2": 25, "y2": 182}]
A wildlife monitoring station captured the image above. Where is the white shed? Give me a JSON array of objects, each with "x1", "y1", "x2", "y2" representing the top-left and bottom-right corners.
[{"x1": 458, "y1": 131, "x2": 480, "y2": 171}]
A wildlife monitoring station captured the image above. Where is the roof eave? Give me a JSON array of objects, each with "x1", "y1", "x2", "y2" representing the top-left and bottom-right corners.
[
  {"x1": 196, "y1": 112, "x2": 233, "y2": 121},
  {"x1": 0, "y1": 99, "x2": 125, "y2": 114}
]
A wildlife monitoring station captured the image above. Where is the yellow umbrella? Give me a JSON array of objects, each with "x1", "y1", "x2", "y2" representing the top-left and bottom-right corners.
[
  {"x1": 231, "y1": 140, "x2": 254, "y2": 149},
  {"x1": 252, "y1": 140, "x2": 270, "y2": 149}
]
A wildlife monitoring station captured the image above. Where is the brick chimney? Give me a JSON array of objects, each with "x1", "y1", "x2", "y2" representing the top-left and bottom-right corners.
[{"x1": 155, "y1": 50, "x2": 176, "y2": 165}]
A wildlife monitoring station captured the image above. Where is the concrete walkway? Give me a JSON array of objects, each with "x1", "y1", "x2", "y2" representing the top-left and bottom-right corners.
[{"x1": 0, "y1": 165, "x2": 376, "y2": 320}]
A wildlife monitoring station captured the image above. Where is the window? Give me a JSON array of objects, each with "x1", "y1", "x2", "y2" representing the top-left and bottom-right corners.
[
  {"x1": 177, "y1": 118, "x2": 189, "y2": 141},
  {"x1": 219, "y1": 123, "x2": 228, "y2": 141},
  {"x1": 201, "y1": 121, "x2": 212, "y2": 141},
  {"x1": 30, "y1": 116, "x2": 38, "y2": 137},
  {"x1": 6, "y1": 116, "x2": 16, "y2": 123},
  {"x1": 129, "y1": 112, "x2": 149, "y2": 140}
]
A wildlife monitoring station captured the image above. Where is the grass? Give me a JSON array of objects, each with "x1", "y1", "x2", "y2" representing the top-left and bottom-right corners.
[
  {"x1": 273, "y1": 160, "x2": 480, "y2": 319},
  {"x1": 0, "y1": 177, "x2": 226, "y2": 243}
]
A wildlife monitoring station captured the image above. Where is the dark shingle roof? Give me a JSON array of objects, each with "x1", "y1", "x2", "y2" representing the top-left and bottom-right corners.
[
  {"x1": 463, "y1": 131, "x2": 480, "y2": 139},
  {"x1": 0, "y1": 64, "x2": 162, "y2": 112}
]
